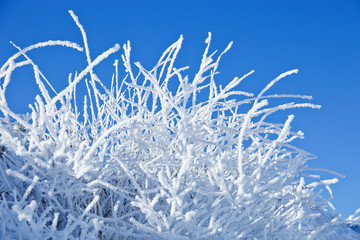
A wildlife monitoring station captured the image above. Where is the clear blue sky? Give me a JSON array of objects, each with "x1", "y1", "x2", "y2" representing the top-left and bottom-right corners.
[{"x1": 0, "y1": 0, "x2": 359, "y2": 218}]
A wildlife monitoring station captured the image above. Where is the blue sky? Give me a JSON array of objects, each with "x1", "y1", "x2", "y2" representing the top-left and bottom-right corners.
[{"x1": 0, "y1": 0, "x2": 359, "y2": 218}]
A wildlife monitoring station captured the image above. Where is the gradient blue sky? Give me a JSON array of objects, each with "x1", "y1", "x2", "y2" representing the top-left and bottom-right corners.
[{"x1": 0, "y1": 0, "x2": 359, "y2": 218}]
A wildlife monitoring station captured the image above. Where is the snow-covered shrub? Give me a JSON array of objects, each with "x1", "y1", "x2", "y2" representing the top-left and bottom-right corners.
[{"x1": 0, "y1": 11, "x2": 359, "y2": 239}]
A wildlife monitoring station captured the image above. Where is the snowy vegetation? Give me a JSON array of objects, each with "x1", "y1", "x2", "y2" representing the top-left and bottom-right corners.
[{"x1": 0, "y1": 11, "x2": 359, "y2": 239}]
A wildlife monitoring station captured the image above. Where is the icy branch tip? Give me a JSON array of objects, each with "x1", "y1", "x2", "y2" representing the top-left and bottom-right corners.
[{"x1": 205, "y1": 32, "x2": 212, "y2": 44}]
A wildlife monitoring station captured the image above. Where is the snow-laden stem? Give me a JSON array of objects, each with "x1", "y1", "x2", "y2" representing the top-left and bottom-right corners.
[{"x1": 0, "y1": 10, "x2": 358, "y2": 240}]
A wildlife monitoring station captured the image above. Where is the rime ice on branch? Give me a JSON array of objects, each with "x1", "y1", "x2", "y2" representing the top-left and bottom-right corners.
[{"x1": 0, "y1": 10, "x2": 359, "y2": 240}]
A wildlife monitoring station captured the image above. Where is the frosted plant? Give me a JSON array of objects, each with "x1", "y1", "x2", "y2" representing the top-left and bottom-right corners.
[{"x1": 0, "y1": 10, "x2": 359, "y2": 239}]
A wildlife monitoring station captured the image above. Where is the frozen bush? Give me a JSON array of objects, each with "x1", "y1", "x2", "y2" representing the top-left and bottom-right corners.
[{"x1": 0, "y1": 11, "x2": 359, "y2": 239}]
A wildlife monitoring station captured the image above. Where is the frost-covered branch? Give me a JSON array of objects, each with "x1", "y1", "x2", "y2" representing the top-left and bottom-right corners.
[{"x1": 0, "y1": 11, "x2": 359, "y2": 240}]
